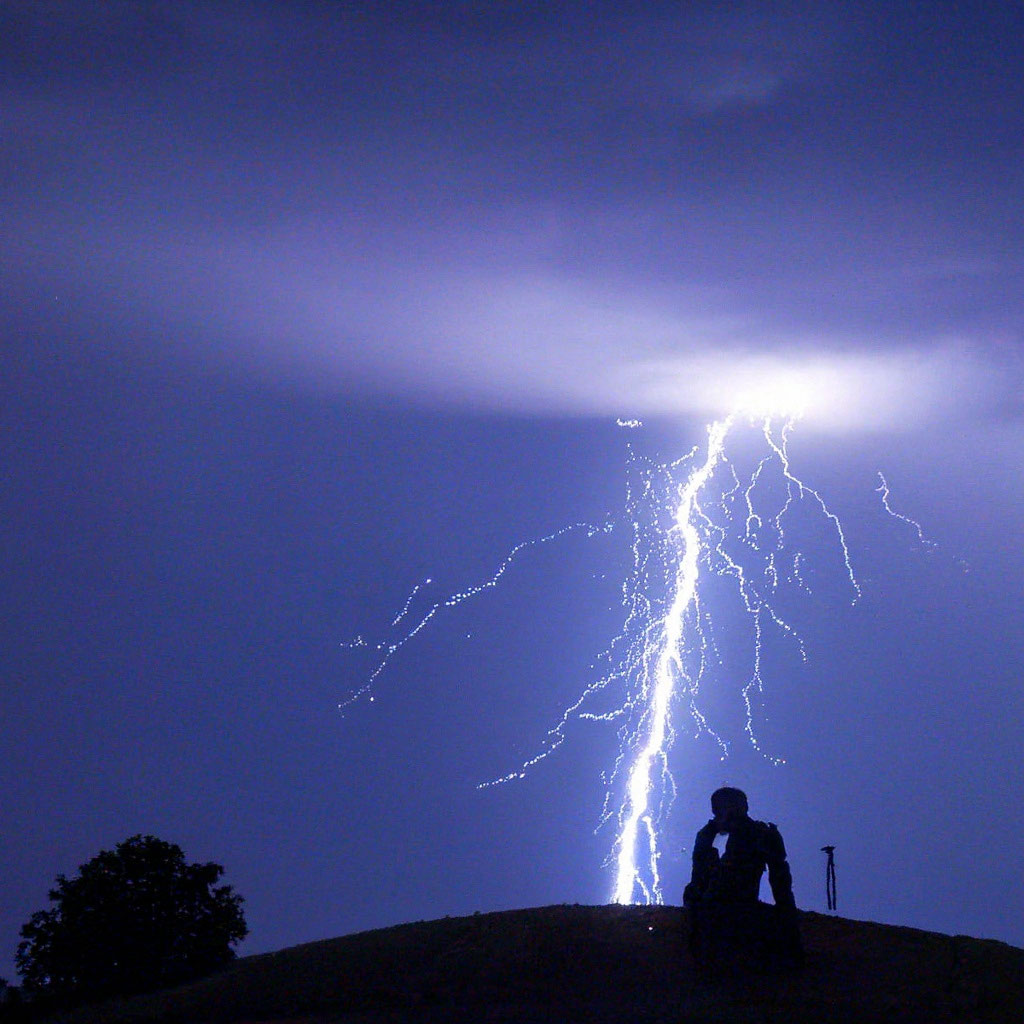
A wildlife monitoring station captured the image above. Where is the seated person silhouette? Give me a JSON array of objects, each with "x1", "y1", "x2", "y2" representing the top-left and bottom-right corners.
[{"x1": 683, "y1": 787, "x2": 803, "y2": 970}]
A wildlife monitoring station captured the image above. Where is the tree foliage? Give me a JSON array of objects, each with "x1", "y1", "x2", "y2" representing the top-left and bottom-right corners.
[{"x1": 15, "y1": 835, "x2": 247, "y2": 1005}]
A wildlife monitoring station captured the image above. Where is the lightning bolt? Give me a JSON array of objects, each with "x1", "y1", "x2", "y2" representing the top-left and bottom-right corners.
[
  {"x1": 343, "y1": 408, "x2": 892, "y2": 907},
  {"x1": 608, "y1": 412, "x2": 859, "y2": 903},
  {"x1": 612, "y1": 417, "x2": 731, "y2": 903}
]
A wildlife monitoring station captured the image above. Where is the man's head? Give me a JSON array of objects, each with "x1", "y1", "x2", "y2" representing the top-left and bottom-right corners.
[{"x1": 710, "y1": 787, "x2": 749, "y2": 833}]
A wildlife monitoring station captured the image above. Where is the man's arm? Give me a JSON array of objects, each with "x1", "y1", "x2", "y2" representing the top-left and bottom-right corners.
[
  {"x1": 765, "y1": 823, "x2": 796, "y2": 909},
  {"x1": 683, "y1": 820, "x2": 719, "y2": 908}
]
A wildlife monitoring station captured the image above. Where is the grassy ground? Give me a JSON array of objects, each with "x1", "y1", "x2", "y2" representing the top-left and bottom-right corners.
[{"x1": 38, "y1": 905, "x2": 1024, "y2": 1024}]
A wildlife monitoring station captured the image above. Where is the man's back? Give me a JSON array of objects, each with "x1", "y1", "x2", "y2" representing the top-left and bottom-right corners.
[
  {"x1": 685, "y1": 814, "x2": 794, "y2": 908},
  {"x1": 683, "y1": 787, "x2": 802, "y2": 971}
]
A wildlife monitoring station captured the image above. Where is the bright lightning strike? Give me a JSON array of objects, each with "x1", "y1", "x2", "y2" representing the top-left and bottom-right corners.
[
  {"x1": 603, "y1": 411, "x2": 859, "y2": 904},
  {"x1": 343, "y1": 395, "x2": 914, "y2": 908},
  {"x1": 612, "y1": 416, "x2": 731, "y2": 903}
]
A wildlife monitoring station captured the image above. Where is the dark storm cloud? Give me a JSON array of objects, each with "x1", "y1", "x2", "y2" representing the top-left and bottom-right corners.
[{"x1": 3, "y1": 1, "x2": 1022, "y2": 425}]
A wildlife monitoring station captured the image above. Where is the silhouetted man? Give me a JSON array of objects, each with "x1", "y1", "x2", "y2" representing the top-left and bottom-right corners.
[{"x1": 683, "y1": 787, "x2": 802, "y2": 970}]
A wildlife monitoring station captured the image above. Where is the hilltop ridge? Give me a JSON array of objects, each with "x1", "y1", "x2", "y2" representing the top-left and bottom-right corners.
[{"x1": 46, "y1": 904, "x2": 1024, "y2": 1024}]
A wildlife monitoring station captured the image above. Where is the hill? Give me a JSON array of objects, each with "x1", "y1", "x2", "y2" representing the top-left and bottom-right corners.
[{"x1": 39, "y1": 905, "x2": 1024, "y2": 1023}]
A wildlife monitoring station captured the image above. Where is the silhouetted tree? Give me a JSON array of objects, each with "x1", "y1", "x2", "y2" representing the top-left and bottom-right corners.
[
  {"x1": 15, "y1": 835, "x2": 246, "y2": 1007},
  {"x1": 0, "y1": 977, "x2": 26, "y2": 1023}
]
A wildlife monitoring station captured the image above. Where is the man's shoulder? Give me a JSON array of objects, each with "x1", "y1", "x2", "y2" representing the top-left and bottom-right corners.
[
  {"x1": 742, "y1": 818, "x2": 785, "y2": 848},
  {"x1": 752, "y1": 820, "x2": 788, "y2": 857},
  {"x1": 740, "y1": 817, "x2": 775, "y2": 832}
]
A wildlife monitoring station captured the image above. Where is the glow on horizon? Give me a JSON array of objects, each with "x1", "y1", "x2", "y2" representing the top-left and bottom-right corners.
[
  {"x1": 625, "y1": 350, "x2": 984, "y2": 430},
  {"x1": 701, "y1": 364, "x2": 842, "y2": 423}
]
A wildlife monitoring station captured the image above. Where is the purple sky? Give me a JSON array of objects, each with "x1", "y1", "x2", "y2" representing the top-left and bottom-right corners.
[{"x1": 3, "y1": 1, "x2": 1024, "y2": 972}]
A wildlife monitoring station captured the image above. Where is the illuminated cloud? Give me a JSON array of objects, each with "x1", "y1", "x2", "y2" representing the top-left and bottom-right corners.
[
  {"x1": 297, "y1": 268, "x2": 1011, "y2": 430},
  {"x1": 2, "y1": 2, "x2": 1020, "y2": 433}
]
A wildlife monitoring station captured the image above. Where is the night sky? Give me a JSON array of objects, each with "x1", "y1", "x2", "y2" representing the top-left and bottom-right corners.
[{"x1": 3, "y1": 1, "x2": 1024, "y2": 974}]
